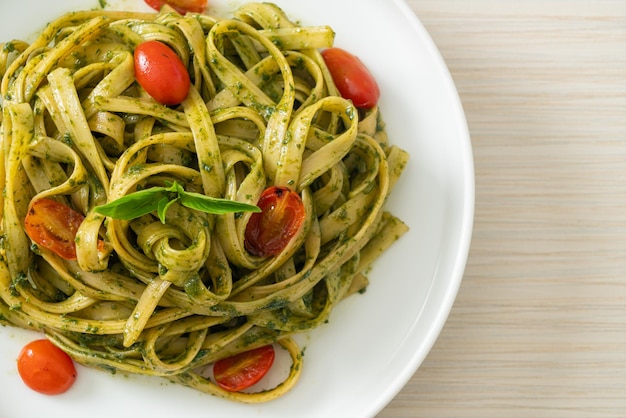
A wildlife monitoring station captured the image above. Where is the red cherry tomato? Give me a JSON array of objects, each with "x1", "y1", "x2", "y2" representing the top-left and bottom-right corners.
[
  {"x1": 321, "y1": 47, "x2": 380, "y2": 108},
  {"x1": 134, "y1": 41, "x2": 191, "y2": 106},
  {"x1": 144, "y1": 0, "x2": 207, "y2": 14},
  {"x1": 24, "y1": 198, "x2": 85, "y2": 260},
  {"x1": 17, "y1": 339, "x2": 77, "y2": 395},
  {"x1": 213, "y1": 345, "x2": 275, "y2": 392},
  {"x1": 244, "y1": 187, "x2": 305, "y2": 257}
]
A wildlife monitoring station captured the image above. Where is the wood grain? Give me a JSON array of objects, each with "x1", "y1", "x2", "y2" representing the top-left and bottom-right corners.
[{"x1": 378, "y1": 1, "x2": 626, "y2": 416}]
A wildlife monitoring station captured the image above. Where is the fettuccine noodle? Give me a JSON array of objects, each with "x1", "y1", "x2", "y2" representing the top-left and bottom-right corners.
[{"x1": 0, "y1": 3, "x2": 408, "y2": 402}]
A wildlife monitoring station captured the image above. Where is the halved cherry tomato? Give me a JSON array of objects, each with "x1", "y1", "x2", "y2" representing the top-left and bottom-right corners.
[
  {"x1": 321, "y1": 47, "x2": 380, "y2": 109},
  {"x1": 144, "y1": 0, "x2": 207, "y2": 14},
  {"x1": 17, "y1": 339, "x2": 77, "y2": 395},
  {"x1": 24, "y1": 198, "x2": 86, "y2": 260},
  {"x1": 213, "y1": 345, "x2": 275, "y2": 392},
  {"x1": 244, "y1": 186, "x2": 305, "y2": 257},
  {"x1": 134, "y1": 41, "x2": 191, "y2": 106}
]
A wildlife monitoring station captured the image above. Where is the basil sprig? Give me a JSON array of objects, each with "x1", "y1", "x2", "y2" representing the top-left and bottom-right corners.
[{"x1": 94, "y1": 181, "x2": 260, "y2": 223}]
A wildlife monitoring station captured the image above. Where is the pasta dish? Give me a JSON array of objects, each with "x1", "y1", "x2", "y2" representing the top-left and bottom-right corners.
[{"x1": 0, "y1": 2, "x2": 408, "y2": 402}]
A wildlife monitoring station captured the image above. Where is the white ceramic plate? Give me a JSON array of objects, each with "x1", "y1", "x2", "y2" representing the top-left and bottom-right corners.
[{"x1": 0, "y1": 0, "x2": 473, "y2": 417}]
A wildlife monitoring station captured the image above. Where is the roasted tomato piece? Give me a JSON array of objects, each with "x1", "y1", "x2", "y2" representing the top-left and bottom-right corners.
[
  {"x1": 321, "y1": 47, "x2": 380, "y2": 108},
  {"x1": 213, "y1": 345, "x2": 275, "y2": 392},
  {"x1": 17, "y1": 339, "x2": 77, "y2": 395},
  {"x1": 244, "y1": 187, "x2": 305, "y2": 257},
  {"x1": 134, "y1": 40, "x2": 191, "y2": 106},
  {"x1": 24, "y1": 198, "x2": 85, "y2": 260},
  {"x1": 144, "y1": 0, "x2": 207, "y2": 14}
]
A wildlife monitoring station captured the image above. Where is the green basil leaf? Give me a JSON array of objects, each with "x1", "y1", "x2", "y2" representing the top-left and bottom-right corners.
[
  {"x1": 94, "y1": 188, "x2": 168, "y2": 220},
  {"x1": 93, "y1": 181, "x2": 259, "y2": 222},
  {"x1": 157, "y1": 195, "x2": 178, "y2": 223},
  {"x1": 179, "y1": 190, "x2": 261, "y2": 214},
  {"x1": 165, "y1": 180, "x2": 185, "y2": 195}
]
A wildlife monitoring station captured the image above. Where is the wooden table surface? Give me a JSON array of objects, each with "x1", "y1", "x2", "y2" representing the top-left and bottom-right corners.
[{"x1": 379, "y1": 1, "x2": 626, "y2": 417}]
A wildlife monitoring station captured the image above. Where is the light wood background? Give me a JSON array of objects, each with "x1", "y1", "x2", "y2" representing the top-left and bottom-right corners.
[{"x1": 379, "y1": 1, "x2": 626, "y2": 417}]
